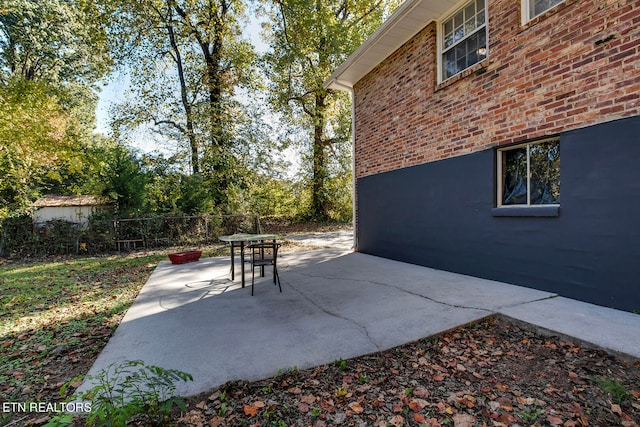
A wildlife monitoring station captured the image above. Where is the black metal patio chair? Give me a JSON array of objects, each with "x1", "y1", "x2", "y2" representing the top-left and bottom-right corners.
[{"x1": 246, "y1": 242, "x2": 282, "y2": 296}]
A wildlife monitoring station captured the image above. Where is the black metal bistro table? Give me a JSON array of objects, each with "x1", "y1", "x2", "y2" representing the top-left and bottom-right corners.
[{"x1": 218, "y1": 233, "x2": 279, "y2": 288}]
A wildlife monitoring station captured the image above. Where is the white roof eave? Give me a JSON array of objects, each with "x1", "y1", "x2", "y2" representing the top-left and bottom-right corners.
[{"x1": 325, "y1": 0, "x2": 457, "y2": 90}]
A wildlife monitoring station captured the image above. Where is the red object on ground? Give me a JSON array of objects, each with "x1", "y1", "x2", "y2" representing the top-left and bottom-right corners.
[{"x1": 168, "y1": 250, "x2": 202, "y2": 264}]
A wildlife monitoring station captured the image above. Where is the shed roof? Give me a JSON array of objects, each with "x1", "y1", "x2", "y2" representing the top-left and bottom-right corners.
[
  {"x1": 33, "y1": 195, "x2": 109, "y2": 208},
  {"x1": 325, "y1": 0, "x2": 457, "y2": 90}
]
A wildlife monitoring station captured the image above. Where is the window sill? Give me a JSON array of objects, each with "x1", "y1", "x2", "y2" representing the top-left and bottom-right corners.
[
  {"x1": 491, "y1": 205, "x2": 560, "y2": 217},
  {"x1": 436, "y1": 59, "x2": 491, "y2": 91}
]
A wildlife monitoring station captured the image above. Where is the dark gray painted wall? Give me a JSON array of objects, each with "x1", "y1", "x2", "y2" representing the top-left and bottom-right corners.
[{"x1": 357, "y1": 116, "x2": 640, "y2": 312}]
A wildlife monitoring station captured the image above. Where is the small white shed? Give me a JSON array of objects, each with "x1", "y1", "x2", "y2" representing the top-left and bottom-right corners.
[{"x1": 33, "y1": 195, "x2": 109, "y2": 226}]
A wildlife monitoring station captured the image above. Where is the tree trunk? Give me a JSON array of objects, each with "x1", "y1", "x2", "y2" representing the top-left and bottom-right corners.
[
  {"x1": 167, "y1": 20, "x2": 199, "y2": 174},
  {"x1": 311, "y1": 93, "x2": 328, "y2": 220}
]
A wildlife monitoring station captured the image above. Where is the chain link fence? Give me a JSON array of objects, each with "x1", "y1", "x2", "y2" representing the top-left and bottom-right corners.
[{"x1": 0, "y1": 214, "x2": 262, "y2": 257}]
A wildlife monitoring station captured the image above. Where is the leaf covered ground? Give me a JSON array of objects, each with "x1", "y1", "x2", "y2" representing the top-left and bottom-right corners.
[{"x1": 174, "y1": 316, "x2": 640, "y2": 427}]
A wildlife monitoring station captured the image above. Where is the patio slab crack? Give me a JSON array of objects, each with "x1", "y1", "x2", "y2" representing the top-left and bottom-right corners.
[
  {"x1": 285, "y1": 279, "x2": 382, "y2": 351},
  {"x1": 292, "y1": 271, "x2": 495, "y2": 314}
]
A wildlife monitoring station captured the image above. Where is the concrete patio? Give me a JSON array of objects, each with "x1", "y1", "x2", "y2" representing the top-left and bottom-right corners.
[{"x1": 77, "y1": 245, "x2": 640, "y2": 398}]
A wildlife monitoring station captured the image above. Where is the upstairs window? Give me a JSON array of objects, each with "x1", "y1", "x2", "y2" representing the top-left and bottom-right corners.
[
  {"x1": 498, "y1": 139, "x2": 560, "y2": 206},
  {"x1": 523, "y1": 0, "x2": 565, "y2": 22},
  {"x1": 441, "y1": 0, "x2": 488, "y2": 81}
]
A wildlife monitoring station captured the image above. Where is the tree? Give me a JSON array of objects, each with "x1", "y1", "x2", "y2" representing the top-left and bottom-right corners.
[
  {"x1": 104, "y1": 0, "x2": 257, "y2": 208},
  {"x1": 0, "y1": 0, "x2": 112, "y2": 220},
  {"x1": 261, "y1": 0, "x2": 397, "y2": 220},
  {"x1": 1, "y1": 0, "x2": 111, "y2": 134},
  {"x1": 0, "y1": 80, "x2": 78, "y2": 219},
  {"x1": 81, "y1": 141, "x2": 148, "y2": 216}
]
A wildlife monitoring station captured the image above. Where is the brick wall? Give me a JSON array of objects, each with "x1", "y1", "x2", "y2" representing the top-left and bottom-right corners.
[{"x1": 353, "y1": 0, "x2": 640, "y2": 179}]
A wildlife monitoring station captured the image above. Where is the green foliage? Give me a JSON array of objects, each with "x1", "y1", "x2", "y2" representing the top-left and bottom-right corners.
[
  {"x1": 82, "y1": 143, "x2": 148, "y2": 217},
  {"x1": 0, "y1": 79, "x2": 79, "y2": 220},
  {"x1": 261, "y1": 0, "x2": 396, "y2": 220},
  {"x1": 334, "y1": 358, "x2": 347, "y2": 371},
  {"x1": 519, "y1": 405, "x2": 543, "y2": 423},
  {"x1": 597, "y1": 377, "x2": 630, "y2": 404},
  {"x1": 0, "y1": 0, "x2": 111, "y2": 84},
  {"x1": 43, "y1": 413, "x2": 76, "y2": 427},
  {"x1": 75, "y1": 360, "x2": 193, "y2": 426}
]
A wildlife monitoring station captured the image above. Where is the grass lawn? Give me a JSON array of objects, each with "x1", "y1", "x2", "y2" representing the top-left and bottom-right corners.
[{"x1": 0, "y1": 247, "x2": 227, "y2": 425}]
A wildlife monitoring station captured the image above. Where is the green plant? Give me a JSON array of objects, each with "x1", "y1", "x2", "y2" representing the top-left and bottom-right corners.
[
  {"x1": 311, "y1": 407, "x2": 321, "y2": 417},
  {"x1": 218, "y1": 402, "x2": 228, "y2": 416},
  {"x1": 519, "y1": 405, "x2": 543, "y2": 423},
  {"x1": 76, "y1": 360, "x2": 193, "y2": 426},
  {"x1": 334, "y1": 358, "x2": 347, "y2": 371},
  {"x1": 597, "y1": 378, "x2": 630, "y2": 404},
  {"x1": 358, "y1": 373, "x2": 369, "y2": 384},
  {"x1": 44, "y1": 413, "x2": 75, "y2": 427}
]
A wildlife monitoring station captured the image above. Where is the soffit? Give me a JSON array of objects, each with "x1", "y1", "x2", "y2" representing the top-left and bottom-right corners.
[{"x1": 325, "y1": 0, "x2": 458, "y2": 90}]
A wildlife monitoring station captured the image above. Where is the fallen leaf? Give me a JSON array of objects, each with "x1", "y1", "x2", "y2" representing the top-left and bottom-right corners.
[
  {"x1": 409, "y1": 398, "x2": 428, "y2": 412},
  {"x1": 516, "y1": 396, "x2": 534, "y2": 405},
  {"x1": 452, "y1": 413, "x2": 476, "y2": 427},
  {"x1": 547, "y1": 414, "x2": 563, "y2": 425},
  {"x1": 301, "y1": 394, "x2": 316, "y2": 404},
  {"x1": 457, "y1": 396, "x2": 475, "y2": 409},
  {"x1": 298, "y1": 402, "x2": 309, "y2": 413},
  {"x1": 179, "y1": 410, "x2": 205, "y2": 424},
  {"x1": 498, "y1": 413, "x2": 517, "y2": 424},
  {"x1": 208, "y1": 416, "x2": 225, "y2": 427},
  {"x1": 388, "y1": 415, "x2": 404, "y2": 426},
  {"x1": 413, "y1": 413, "x2": 426, "y2": 423},
  {"x1": 413, "y1": 387, "x2": 430, "y2": 398},
  {"x1": 348, "y1": 401, "x2": 364, "y2": 414},
  {"x1": 243, "y1": 403, "x2": 258, "y2": 417},
  {"x1": 611, "y1": 403, "x2": 623, "y2": 415},
  {"x1": 498, "y1": 397, "x2": 513, "y2": 411},
  {"x1": 320, "y1": 399, "x2": 335, "y2": 412},
  {"x1": 496, "y1": 383, "x2": 508, "y2": 392},
  {"x1": 577, "y1": 414, "x2": 589, "y2": 425}
]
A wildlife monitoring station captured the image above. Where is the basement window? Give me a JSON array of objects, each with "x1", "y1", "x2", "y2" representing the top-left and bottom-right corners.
[
  {"x1": 495, "y1": 139, "x2": 560, "y2": 215},
  {"x1": 440, "y1": 0, "x2": 488, "y2": 81}
]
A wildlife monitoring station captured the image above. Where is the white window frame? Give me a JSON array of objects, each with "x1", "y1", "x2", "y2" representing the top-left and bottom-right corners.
[
  {"x1": 438, "y1": 0, "x2": 488, "y2": 83},
  {"x1": 521, "y1": 0, "x2": 566, "y2": 24},
  {"x1": 496, "y1": 138, "x2": 560, "y2": 207}
]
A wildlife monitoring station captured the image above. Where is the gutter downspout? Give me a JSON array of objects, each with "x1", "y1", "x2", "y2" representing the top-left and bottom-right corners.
[{"x1": 327, "y1": 78, "x2": 357, "y2": 251}]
